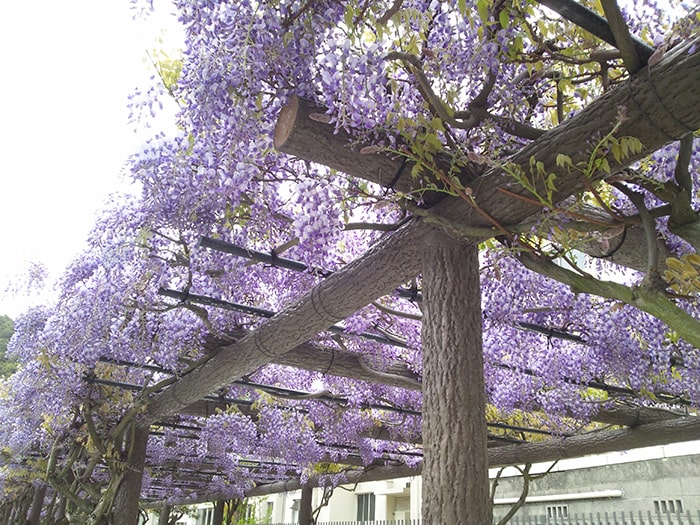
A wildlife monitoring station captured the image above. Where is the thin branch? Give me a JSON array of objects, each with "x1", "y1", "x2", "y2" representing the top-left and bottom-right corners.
[
  {"x1": 533, "y1": 0, "x2": 654, "y2": 62},
  {"x1": 470, "y1": 68, "x2": 498, "y2": 109},
  {"x1": 490, "y1": 466, "x2": 505, "y2": 503},
  {"x1": 515, "y1": 246, "x2": 700, "y2": 347},
  {"x1": 612, "y1": 183, "x2": 660, "y2": 281},
  {"x1": 674, "y1": 135, "x2": 694, "y2": 196},
  {"x1": 377, "y1": 0, "x2": 403, "y2": 24},
  {"x1": 496, "y1": 187, "x2": 620, "y2": 227},
  {"x1": 459, "y1": 107, "x2": 545, "y2": 140},
  {"x1": 600, "y1": 0, "x2": 643, "y2": 74},
  {"x1": 344, "y1": 221, "x2": 403, "y2": 232},
  {"x1": 372, "y1": 300, "x2": 423, "y2": 321},
  {"x1": 496, "y1": 464, "x2": 532, "y2": 525},
  {"x1": 384, "y1": 51, "x2": 479, "y2": 129}
]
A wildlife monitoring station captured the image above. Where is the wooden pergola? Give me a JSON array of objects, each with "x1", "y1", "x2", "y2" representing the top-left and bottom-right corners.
[
  {"x1": 106, "y1": 27, "x2": 700, "y2": 522},
  {"x1": 6, "y1": 4, "x2": 687, "y2": 523}
]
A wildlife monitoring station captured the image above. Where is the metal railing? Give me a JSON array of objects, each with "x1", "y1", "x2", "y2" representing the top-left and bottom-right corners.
[{"x1": 263, "y1": 512, "x2": 700, "y2": 525}]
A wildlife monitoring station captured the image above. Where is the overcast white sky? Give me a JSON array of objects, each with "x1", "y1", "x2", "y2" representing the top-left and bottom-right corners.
[{"x1": 0, "y1": 1, "x2": 181, "y2": 318}]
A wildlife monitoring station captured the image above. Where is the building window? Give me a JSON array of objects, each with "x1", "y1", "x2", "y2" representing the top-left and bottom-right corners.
[
  {"x1": 198, "y1": 507, "x2": 214, "y2": 525},
  {"x1": 546, "y1": 504, "x2": 568, "y2": 519},
  {"x1": 357, "y1": 493, "x2": 376, "y2": 522},
  {"x1": 654, "y1": 499, "x2": 684, "y2": 513}
]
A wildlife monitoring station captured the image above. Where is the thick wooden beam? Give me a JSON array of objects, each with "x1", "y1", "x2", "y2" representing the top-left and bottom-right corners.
[
  {"x1": 430, "y1": 38, "x2": 700, "y2": 230},
  {"x1": 488, "y1": 414, "x2": 700, "y2": 467},
  {"x1": 274, "y1": 341, "x2": 421, "y2": 389},
  {"x1": 148, "y1": 220, "x2": 432, "y2": 420},
  {"x1": 274, "y1": 39, "x2": 700, "y2": 267},
  {"x1": 274, "y1": 96, "x2": 482, "y2": 207},
  {"x1": 143, "y1": 414, "x2": 700, "y2": 505}
]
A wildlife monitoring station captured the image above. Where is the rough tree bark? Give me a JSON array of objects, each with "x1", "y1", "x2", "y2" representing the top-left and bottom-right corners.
[
  {"x1": 273, "y1": 95, "x2": 481, "y2": 207},
  {"x1": 421, "y1": 229, "x2": 491, "y2": 523},
  {"x1": 299, "y1": 486, "x2": 313, "y2": 525},
  {"x1": 112, "y1": 425, "x2": 150, "y2": 525}
]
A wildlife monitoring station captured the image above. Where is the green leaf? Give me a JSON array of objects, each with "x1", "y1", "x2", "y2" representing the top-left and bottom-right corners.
[
  {"x1": 458, "y1": 0, "x2": 467, "y2": 15},
  {"x1": 555, "y1": 154, "x2": 572, "y2": 169},
  {"x1": 344, "y1": 5, "x2": 354, "y2": 28},
  {"x1": 429, "y1": 116, "x2": 446, "y2": 133},
  {"x1": 611, "y1": 142, "x2": 622, "y2": 164},
  {"x1": 477, "y1": 0, "x2": 489, "y2": 23},
  {"x1": 499, "y1": 10, "x2": 509, "y2": 29}
]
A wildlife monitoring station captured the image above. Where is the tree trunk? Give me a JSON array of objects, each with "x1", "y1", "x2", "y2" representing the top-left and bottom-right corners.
[
  {"x1": 298, "y1": 486, "x2": 313, "y2": 525},
  {"x1": 112, "y1": 425, "x2": 150, "y2": 525},
  {"x1": 421, "y1": 230, "x2": 491, "y2": 523},
  {"x1": 27, "y1": 483, "x2": 47, "y2": 525},
  {"x1": 158, "y1": 504, "x2": 171, "y2": 525},
  {"x1": 213, "y1": 500, "x2": 225, "y2": 525}
]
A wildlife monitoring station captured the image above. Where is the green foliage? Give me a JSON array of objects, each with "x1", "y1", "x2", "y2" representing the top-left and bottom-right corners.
[
  {"x1": 500, "y1": 123, "x2": 644, "y2": 220},
  {"x1": 0, "y1": 315, "x2": 17, "y2": 378},
  {"x1": 234, "y1": 500, "x2": 272, "y2": 524},
  {"x1": 664, "y1": 253, "x2": 700, "y2": 296},
  {"x1": 150, "y1": 48, "x2": 183, "y2": 96}
]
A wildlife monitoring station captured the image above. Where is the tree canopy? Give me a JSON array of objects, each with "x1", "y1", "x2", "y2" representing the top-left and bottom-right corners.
[
  {"x1": 0, "y1": 315, "x2": 17, "y2": 378},
  {"x1": 1, "y1": 0, "x2": 699, "y2": 523}
]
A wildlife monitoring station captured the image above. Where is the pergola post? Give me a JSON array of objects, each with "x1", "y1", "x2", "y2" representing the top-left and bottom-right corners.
[
  {"x1": 213, "y1": 500, "x2": 225, "y2": 525},
  {"x1": 158, "y1": 504, "x2": 172, "y2": 525},
  {"x1": 112, "y1": 425, "x2": 150, "y2": 525},
  {"x1": 27, "y1": 483, "x2": 47, "y2": 525},
  {"x1": 421, "y1": 229, "x2": 491, "y2": 522},
  {"x1": 298, "y1": 486, "x2": 313, "y2": 525}
]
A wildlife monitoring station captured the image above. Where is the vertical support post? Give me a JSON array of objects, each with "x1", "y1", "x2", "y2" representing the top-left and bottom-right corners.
[
  {"x1": 111, "y1": 425, "x2": 150, "y2": 525},
  {"x1": 27, "y1": 483, "x2": 47, "y2": 525},
  {"x1": 213, "y1": 500, "x2": 225, "y2": 525},
  {"x1": 158, "y1": 504, "x2": 172, "y2": 525},
  {"x1": 298, "y1": 486, "x2": 313, "y2": 525},
  {"x1": 421, "y1": 231, "x2": 491, "y2": 523}
]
